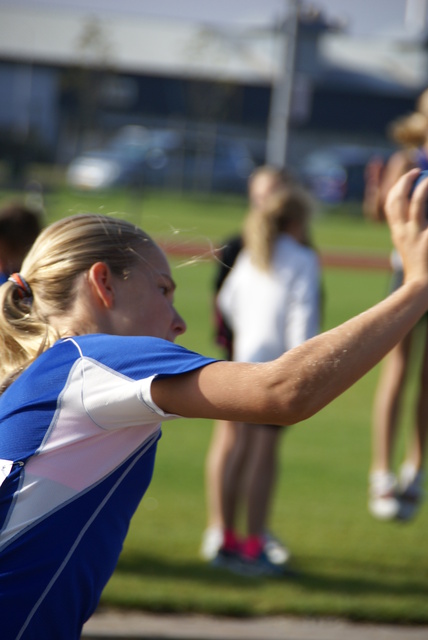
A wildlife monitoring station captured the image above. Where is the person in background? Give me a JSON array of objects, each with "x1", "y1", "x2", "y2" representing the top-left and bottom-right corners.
[
  {"x1": 1, "y1": 169, "x2": 428, "y2": 636},
  {"x1": 201, "y1": 166, "x2": 296, "y2": 568},
  {"x1": 202, "y1": 180, "x2": 322, "y2": 576},
  {"x1": 211, "y1": 166, "x2": 294, "y2": 362},
  {"x1": 0, "y1": 201, "x2": 43, "y2": 284},
  {"x1": 363, "y1": 88, "x2": 428, "y2": 521}
]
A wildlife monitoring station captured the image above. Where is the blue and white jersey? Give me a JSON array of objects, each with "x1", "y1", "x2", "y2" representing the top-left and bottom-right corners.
[{"x1": 0, "y1": 334, "x2": 216, "y2": 640}]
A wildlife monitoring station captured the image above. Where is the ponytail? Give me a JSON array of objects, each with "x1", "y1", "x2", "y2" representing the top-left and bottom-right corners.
[{"x1": 0, "y1": 213, "x2": 155, "y2": 391}]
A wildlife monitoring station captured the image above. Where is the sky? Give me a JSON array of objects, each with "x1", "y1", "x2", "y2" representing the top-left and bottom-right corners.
[{"x1": 1, "y1": 0, "x2": 416, "y2": 37}]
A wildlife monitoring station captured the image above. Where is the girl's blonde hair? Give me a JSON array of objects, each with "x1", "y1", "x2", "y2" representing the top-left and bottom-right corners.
[
  {"x1": 0, "y1": 213, "x2": 155, "y2": 390},
  {"x1": 388, "y1": 88, "x2": 428, "y2": 148},
  {"x1": 244, "y1": 186, "x2": 313, "y2": 271}
]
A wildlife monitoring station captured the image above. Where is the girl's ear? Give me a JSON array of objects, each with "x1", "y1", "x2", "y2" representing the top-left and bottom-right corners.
[{"x1": 87, "y1": 262, "x2": 115, "y2": 309}]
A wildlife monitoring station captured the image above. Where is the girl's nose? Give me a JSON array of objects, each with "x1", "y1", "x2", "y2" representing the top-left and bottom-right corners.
[{"x1": 174, "y1": 309, "x2": 187, "y2": 336}]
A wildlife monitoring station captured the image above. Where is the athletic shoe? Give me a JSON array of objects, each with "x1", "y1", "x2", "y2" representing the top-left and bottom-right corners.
[
  {"x1": 210, "y1": 546, "x2": 244, "y2": 574},
  {"x1": 199, "y1": 526, "x2": 223, "y2": 561},
  {"x1": 262, "y1": 531, "x2": 290, "y2": 565},
  {"x1": 201, "y1": 527, "x2": 291, "y2": 564},
  {"x1": 212, "y1": 548, "x2": 293, "y2": 578},
  {"x1": 368, "y1": 471, "x2": 400, "y2": 520},
  {"x1": 397, "y1": 463, "x2": 424, "y2": 521},
  {"x1": 238, "y1": 550, "x2": 297, "y2": 578}
]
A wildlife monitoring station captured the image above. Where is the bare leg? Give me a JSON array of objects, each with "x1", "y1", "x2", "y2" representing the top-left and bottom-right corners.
[
  {"x1": 220, "y1": 421, "x2": 253, "y2": 531},
  {"x1": 406, "y1": 321, "x2": 428, "y2": 470},
  {"x1": 204, "y1": 420, "x2": 231, "y2": 530},
  {"x1": 204, "y1": 420, "x2": 252, "y2": 531},
  {"x1": 201, "y1": 420, "x2": 250, "y2": 559},
  {"x1": 371, "y1": 331, "x2": 413, "y2": 473},
  {"x1": 243, "y1": 425, "x2": 284, "y2": 537},
  {"x1": 391, "y1": 322, "x2": 428, "y2": 519}
]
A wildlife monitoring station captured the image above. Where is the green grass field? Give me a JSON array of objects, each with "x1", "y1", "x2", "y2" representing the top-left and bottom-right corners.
[{"x1": 2, "y1": 185, "x2": 427, "y2": 624}]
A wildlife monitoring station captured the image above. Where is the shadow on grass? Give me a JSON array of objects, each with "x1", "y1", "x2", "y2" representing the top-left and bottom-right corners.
[
  {"x1": 115, "y1": 552, "x2": 257, "y2": 589},
  {"x1": 114, "y1": 551, "x2": 428, "y2": 599},
  {"x1": 297, "y1": 568, "x2": 428, "y2": 600}
]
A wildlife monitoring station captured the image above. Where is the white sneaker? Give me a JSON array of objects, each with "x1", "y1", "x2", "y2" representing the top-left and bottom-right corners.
[
  {"x1": 262, "y1": 531, "x2": 290, "y2": 565},
  {"x1": 368, "y1": 471, "x2": 400, "y2": 520},
  {"x1": 200, "y1": 527, "x2": 223, "y2": 561},
  {"x1": 397, "y1": 463, "x2": 424, "y2": 521}
]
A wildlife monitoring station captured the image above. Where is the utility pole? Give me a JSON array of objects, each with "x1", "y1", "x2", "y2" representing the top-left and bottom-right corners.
[{"x1": 265, "y1": 0, "x2": 299, "y2": 168}]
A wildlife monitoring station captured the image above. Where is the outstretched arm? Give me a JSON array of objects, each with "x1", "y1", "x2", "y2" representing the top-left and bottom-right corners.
[{"x1": 152, "y1": 170, "x2": 428, "y2": 426}]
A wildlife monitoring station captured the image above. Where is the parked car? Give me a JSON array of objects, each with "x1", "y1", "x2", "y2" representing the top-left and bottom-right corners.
[
  {"x1": 299, "y1": 144, "x2": 392, "y2": 204},
  {"x1": 66, "y1": 125, "x2": 255, "y2": 193}
]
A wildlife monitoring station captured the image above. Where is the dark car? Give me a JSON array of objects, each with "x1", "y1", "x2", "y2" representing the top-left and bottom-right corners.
[
  {"x1": 66, "y1": 125, "x2": 255, "y2": 193},
  {"x1": 299, "y1": 144, "x2": 392, "y2": 204}
]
